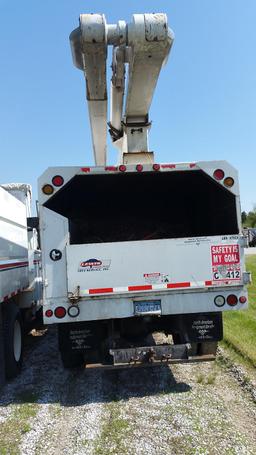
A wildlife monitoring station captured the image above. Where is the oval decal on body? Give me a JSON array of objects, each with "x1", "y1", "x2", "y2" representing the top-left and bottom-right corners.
[
  {"x1": 78, "y1": 258, "x2": 111, "y2": 272},
  {"x1": 80, "y1": 258, "x2": 102, "y2": 268}
]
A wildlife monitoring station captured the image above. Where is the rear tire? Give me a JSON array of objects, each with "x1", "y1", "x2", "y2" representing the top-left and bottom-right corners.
[{"x1": 3, "y1": 301, "x2": 23, "y2": 379}]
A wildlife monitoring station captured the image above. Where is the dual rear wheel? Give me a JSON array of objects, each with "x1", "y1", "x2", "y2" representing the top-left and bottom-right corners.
[{"x1": 2, "y1": 301, "x2": 23, "y2": 379}]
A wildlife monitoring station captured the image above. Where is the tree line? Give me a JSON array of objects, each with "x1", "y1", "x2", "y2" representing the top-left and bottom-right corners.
[{"x1": 242, "y1": 208, "x2": 256, "y2": 228}]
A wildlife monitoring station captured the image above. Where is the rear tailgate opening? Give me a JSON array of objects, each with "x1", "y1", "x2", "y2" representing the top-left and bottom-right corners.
[{"x1": 44, "y1": 170, "x2": 239, "y2": 244}]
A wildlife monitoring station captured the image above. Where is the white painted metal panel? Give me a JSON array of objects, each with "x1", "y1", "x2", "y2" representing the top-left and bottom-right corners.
[
  {"x1": 66, "y1": 235, "x2": 244, "y2": 296},
  {"x1": 0, "y1": 187, "x2": 29, "y2": 302},
  {"x1": 40, "y1": 207, "x2": 69, "y2": 299}
]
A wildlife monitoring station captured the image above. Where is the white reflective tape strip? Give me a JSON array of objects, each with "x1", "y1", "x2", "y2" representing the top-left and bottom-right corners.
[
  {"x1": 113, "y1": 286, "x2": 129, "y2": 293},
  {"x1": 80, "y1": 290, "x2": 90, "y2": 296},
  {"x1": 151, "y1": 284, "x2": 167, "y2": 290},
  {"x1": 78, "y1": 280, "x2": 216, "y2": 296},
  {"x1": 190, "y1": 281, "x2": 206, "y2": 288}
]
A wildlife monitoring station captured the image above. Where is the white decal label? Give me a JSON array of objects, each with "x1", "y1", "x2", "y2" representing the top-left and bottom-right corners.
[{"x1": 143, "y1": 273, "x2": 169, "y2": 284}]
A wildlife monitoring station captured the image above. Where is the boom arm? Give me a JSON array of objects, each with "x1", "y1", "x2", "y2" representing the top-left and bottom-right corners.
[{"x1": 70, "y1": 13, "x2": 174, "y2": 165}]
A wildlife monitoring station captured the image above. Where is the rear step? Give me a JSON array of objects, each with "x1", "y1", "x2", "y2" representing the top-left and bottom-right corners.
[{"x1": 83, "y1": 344, "x2": 216, "y2": 369}]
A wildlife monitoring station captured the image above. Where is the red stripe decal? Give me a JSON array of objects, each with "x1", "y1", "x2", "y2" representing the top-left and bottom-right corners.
[
  {"x1": 128, "y1": 285, "x2": 152, "y2": 292},
  {"x1": 0, "y1": 261, "x2": 29, "y2": 270},
  {"x1": 89, "y1": 287, "x2": 113, "y2": 294},
  {"x1": 205, "y1": 280, "x2": 212, "y2": 286},
  {"x1": 81, "y1": 167, "x2": 90, "y2": 173},
  {"x1": 105, "y1": 166, "x2": 118, "y2": 171},
  {"x1": 167, "y1": 282, "x2": 191, "y2": 289},
  {"x1": 190, "y1": 163, "x2": 196, "y2": 168},
  {"x1": 161, "y1": 164, "x2": 176, "y2": 169}
]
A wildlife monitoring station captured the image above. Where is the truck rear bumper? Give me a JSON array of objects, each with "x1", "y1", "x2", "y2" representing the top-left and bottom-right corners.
[
  {"x1": 109, "y1": 343, "x2": 216, "y2": 367},
  {"x1": 85, "y1": 348, "x2": 216, "y2": 369},
  {"x1": 44, "y1": 286, "x2": 248, "y2": 324}
]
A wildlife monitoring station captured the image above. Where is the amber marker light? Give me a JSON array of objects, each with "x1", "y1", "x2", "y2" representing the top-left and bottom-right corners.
[
  {"x1": 224, "y1": 177, "x2": 234, "y2": 188},
  {"x1": 42, "y1": 184, "x2": 54, "y2": 195}
]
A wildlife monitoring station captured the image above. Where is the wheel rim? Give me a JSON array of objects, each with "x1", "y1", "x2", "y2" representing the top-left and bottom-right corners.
[{"x1": 13, "y1": 320, "x2": 22, "y2": 362}]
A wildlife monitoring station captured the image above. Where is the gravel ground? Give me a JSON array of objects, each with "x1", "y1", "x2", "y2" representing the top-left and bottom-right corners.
[{"x1": 0, "y1": 327, "x2": 256, "y2": 455}]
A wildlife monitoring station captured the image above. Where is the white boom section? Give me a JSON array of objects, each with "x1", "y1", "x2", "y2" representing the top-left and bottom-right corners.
[
  {"x1": 70, "y1": 13, "x2": 174, "y2": 165},
  {"x1": 70, "y1": 14, "x2": 107, "y2": 166}
]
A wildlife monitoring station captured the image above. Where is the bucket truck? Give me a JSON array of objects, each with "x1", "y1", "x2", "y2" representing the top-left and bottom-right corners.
[{"x1": 38, "y1": 13, "x2": 249, "y2": 368}]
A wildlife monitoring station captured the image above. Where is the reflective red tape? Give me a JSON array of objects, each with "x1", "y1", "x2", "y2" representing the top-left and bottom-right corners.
[
  {"x1": 86, "y1": 280, "x2": 215, "y2": 295},
  {"x1": 161, "y1": 164, "x2": 176, "y2": 169},
  {"x1": 1, "y1": 289, "x2": 21, "y2": 303},
  {"x1": 81, "y1": 167, "x2": 90, "y2": 173},
  {"x1": 105, "y1": 166, "x2": 118, "y2": 171},
  {"x1": 89, "y1": 287, "x2": 113, "y2": 295},
  {"x1": 167, "y1": 282, "x2": 191, "y2": 289},
  {"x1": 0, "y1": 261, "x2": 29, "y2": 271},
  {"x1": 128, "y1": 285, "x2": 152, "y2": 292}
]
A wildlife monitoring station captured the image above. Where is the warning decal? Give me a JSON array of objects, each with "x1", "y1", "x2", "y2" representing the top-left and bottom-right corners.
[
  {"x1": 211, "y1": 244, "x2": 241, "y2": 282},
  {"x1": 143, "y1": 273, "x2": 170, "y2": 284}
]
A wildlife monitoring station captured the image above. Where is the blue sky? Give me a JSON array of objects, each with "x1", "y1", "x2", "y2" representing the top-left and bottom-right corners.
[{"x1": 0, "y1": 0, "x2": 255, "y2": 212}]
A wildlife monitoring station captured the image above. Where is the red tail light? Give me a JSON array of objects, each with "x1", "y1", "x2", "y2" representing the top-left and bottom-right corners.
[
  {"x1": 119, "y1": 165, "x2": 126, "y2": 172},
  {"x1": 52, "y1": 175, "x2": 64, "y2": 187},
  {"x1": 54, "y1": 306, "x2": 66, "y2": 318},
  {"x1": 153, "y1": 164, "x2": 160, "y2": 171},
  {"x1": 136, "y1": 164, "x2": 143, "y2": 172},
  {"x1": 227, "y1": 294, "x2": 238, "y2": 306},
  {"x1": 213, "y1": 169, "x2": 225, "y2": 181},
  {"x1": 239, "y1": 296, "x2": 247, "y2": 304},
  {"x1": 45, "y1": 309, "x2": 53, "y2": 317}
]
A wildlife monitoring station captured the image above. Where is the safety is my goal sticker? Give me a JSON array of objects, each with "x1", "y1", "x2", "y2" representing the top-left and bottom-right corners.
[{"x1": 211, "y1": 244, "x2": 241, "y2": 282}]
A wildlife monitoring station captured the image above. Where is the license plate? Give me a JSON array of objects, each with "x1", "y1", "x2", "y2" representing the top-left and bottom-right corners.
[{"x1": 134, "y1": 300, "x2": 161, "y2": 315}]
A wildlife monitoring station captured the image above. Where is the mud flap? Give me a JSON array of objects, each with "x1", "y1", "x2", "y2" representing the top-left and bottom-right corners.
[
  {"x1": 58, "y1": 321, "x2": 107, "y2": 364},
  {"x1": 166, "y1": 312, "x2": 223, "y2": 344},
  {"x1": 181, "y1": 312, "x2": 223, "y2": 343}
]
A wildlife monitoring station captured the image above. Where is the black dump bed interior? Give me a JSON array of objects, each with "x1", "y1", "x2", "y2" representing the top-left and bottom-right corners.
[{"x1": 44, "y1": 170, "x2": 239, "y2": 244}]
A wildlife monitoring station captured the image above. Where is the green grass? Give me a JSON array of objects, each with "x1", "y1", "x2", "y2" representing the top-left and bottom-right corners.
[
  {"x1": 94, "y1": 403, "x2": 130, "y2": 455},
  {"x1": 222, "y1": 255, "x2": 256, "y2": 367},
  {"x1": 0, "y1": 401, "x2": 38, "y2": 455}
]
